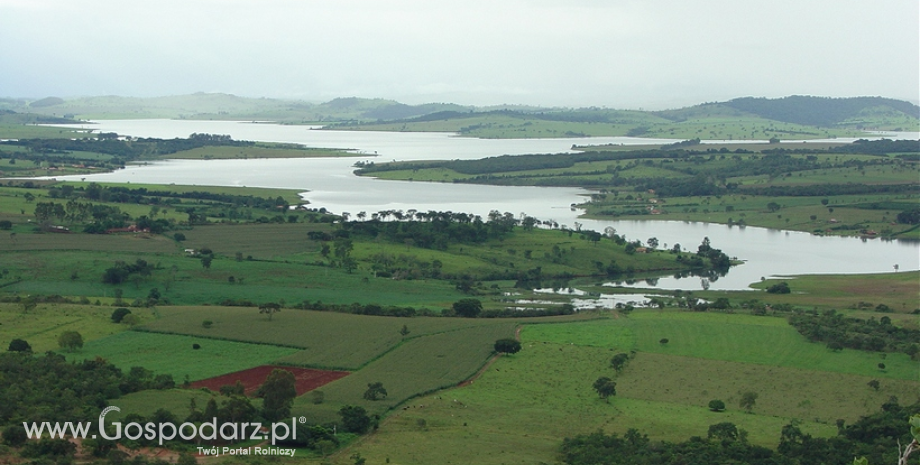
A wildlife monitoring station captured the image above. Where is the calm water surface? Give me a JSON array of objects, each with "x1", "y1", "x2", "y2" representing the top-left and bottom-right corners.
[{"x1": 44, "y1": 120, "x2": 919, "y2": 290}]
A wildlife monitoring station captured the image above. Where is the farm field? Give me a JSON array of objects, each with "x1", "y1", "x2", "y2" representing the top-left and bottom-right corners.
[
  {"x1": 62, "y1": 331, "x2": 301, "y2": 382},
  {"x1": 335, "y1": 310, "x2": 919, "y2": 464},
  {"x1": 292, "y1": 322, "x2": 519, "y2": 421},
  {"x1": 190, "y1": 365, "x2": 349, "y2": 396},
  {"x1": 142, "y1": 306, "x2": 522, "y2": 370},
  {"x1": 522, "y1": 311, "x2": 917, "y2": 379},
  {"x1": 0, "y1": 303, "x2": 131, "y2": 352}
]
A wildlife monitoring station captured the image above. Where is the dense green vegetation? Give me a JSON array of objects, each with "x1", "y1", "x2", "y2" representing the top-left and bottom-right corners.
[{"x1": 559, "y1": 400, "x2": 918, "y2": 465}]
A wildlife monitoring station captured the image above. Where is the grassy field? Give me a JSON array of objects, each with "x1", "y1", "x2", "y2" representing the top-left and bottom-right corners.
[
  {"x1": 0, "y1": 302, "x2": 132, "y2": 353},
  {"x1": 334, "y1": 341, "x2": 844, "y2": 465},
  {"x1": 522, "y1": 311, "x2": 917, "y2": 379},
  {"x1": 292, "y1": 323, "x2": 519, "y2": 422},
  {"x1": 331, "y1": 309, "x2": 918, "y2": 464},
  {"x1": 142, "y1": 307, "x2": 523, "y2": 370},
  {"x1": 62, "y1": 330, "x2": 301, "y2": 382},
  {"x1": 743, "y1": 272, "x2": 920, "y2": 315}
]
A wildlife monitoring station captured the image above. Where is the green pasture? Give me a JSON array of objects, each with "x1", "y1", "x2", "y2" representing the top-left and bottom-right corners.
[
  {"x1": 744, "y1": 272, "x2": 920, "y2": 314},
  {"x1": 0, "y1": 303, "x2": 132, "y2": 353},
  {"x1": 142, "y1": 307, "x2": 516, "y2": 370},
  {"x1": 618, "y1": 351, "x2": 918, "y2": 423},
  {"x1": 62, "y1": 331, "x2": 299, "y2": 382},
  {"x1": 0, "y1": 124, "x2": 91, "y2": 139},
  {"x1": 0, "y1": 242, "x2": 465, "y2": 308},
  {"x1": 522, "y1": 311, "x2": 917, "y2": 380},
  {"x1": 178, "y1": 222, "x2": 331, "y2": 260},
  {"x1": 340, "y1": 342, "x2": 840, "y2": 465}
]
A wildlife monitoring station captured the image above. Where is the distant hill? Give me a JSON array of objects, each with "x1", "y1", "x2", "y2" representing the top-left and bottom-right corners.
[
  {"x1": 720, "y1": 96, "x2": 919, "y2": 127},
  {"x1": 4, "y1": 93, "x2": 917, "y2": 138}
]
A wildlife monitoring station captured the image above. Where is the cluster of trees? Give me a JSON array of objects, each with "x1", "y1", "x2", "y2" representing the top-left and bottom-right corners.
[
  {"x1": 0, "y1": 352, "x2": 174, "y2": 425},
  {"x1": 101, "y1": 259, "x2": 157, "y2": 285},
  {"x1": 789, "y1": 310, "x2": 920, "y2": 356},
  {"x1": 3, "y1": 132, "x2": 252, "y2": 159},
  {"x1": 343, "y1": 209, "x2": 520, "y2": 250},
  {"x1": 560, "y1": 399, "x2": 918, "y2": 465}
]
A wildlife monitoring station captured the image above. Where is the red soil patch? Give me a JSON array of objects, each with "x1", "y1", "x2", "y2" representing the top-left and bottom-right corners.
[{"x1": 190, "y1": 365, "x2": 348, "y2": 396}]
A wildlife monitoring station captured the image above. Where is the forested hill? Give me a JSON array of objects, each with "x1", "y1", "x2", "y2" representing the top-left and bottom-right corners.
[{"x1": 719, "y1": 96, "x2": 919, "y2": 127}]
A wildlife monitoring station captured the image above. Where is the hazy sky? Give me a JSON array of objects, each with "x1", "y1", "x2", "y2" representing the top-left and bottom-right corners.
[{"x1": 2, "y1": 0, "x2": 918, "y2": 109}]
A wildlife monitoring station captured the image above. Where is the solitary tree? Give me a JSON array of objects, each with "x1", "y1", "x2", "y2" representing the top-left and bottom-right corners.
[
  {"x1": 708, "y1": 422, "x2": 739, "y2": 442},
  {"x1": 363, "y1": 382, "x2": 388, "y2": 401},
  {"x1": 256, "y1": 369, "x2": 297, "y2": 422},
  {"x1": 739, "y1": 391, "x2": 758, "y2": 413},
  {"x1": 593, "y1": 377, "x2": 617, "y2": 403},
  {"x1": 453, "y1": 298, "x2": 482, "y2": 318},
  {"x1": 58, "y1": 331, "x2": 84, "y2": 352},
  {"x1": 339, "y1": 405, "x2": 371, "y2": 434},
  {"x1": 111, "y1": 307, "x2": 132, "y2": 323},
  {"x1": 7, "y1": 338, "x2": 31, "y2": 353},
  {"x1": 610, "y1": 353, "x2": 630, "y2": 373},
  {"x1": 708, "y1": 399, "x2": 726, "y2": 412},
  {"x1": 259, "y1": 302, "x2": 282, "y2": 321},
  {"x1": 494, "y1": 338, "x2": 522, "y2": 355}
]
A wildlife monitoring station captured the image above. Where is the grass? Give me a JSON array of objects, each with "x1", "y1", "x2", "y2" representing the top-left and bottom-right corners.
[
  {"x1": 336, "y1": 342, "x2": 841, "y2": 465},
  {"x1": 522, "y1": 311, "x2": 917, "y2": 380},
  {"x1": 0, "y1": 303, "x2": 132, "y2": 352},
  {"x1": 62, "y1": 330, "x2": 300, "y2": 382},
  {"x1": 142, "y1": 307, "x2": 514, "y2": 370},
  {"x1": 744, "y1": 272, "x2": 920, "y2": 314},
  {"x1": 293, "y1": 323, "x2": 518, "y2": 422}
]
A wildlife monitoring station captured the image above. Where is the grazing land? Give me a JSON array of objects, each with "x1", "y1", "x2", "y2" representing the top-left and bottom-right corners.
[{"x1": 336, "y1": 310, "x2": 918, "y2": 464}]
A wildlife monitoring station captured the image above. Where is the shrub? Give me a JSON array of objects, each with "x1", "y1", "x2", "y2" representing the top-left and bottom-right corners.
[
  {"x1": 8, "y1": 338, "x2": 31, "y2": 353},
  {"x1": 494, "y1": 338, "x2": 522, "y2": 354},
  {"x1": 111, "y1": 307, "x2": 132, "y2": 323},
  {"x1": 766, "y1": 282, "x2": 791, "y2": 294}
]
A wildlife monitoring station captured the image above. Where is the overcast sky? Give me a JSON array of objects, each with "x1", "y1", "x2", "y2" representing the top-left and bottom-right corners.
[{"x1": 2, "y1": 0, "x2": 918, "y2": 109}]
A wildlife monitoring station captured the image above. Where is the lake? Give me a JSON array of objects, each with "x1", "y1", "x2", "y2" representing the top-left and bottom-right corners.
[{"x1": 44, "y1": 120, "x2": 920, "y2": 290}]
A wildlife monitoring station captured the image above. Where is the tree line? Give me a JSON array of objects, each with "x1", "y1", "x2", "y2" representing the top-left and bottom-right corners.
[
  {"x1": 789, "y1": 309, "x2": 920, "y2": 356},
  {"x1": 560, "y1": 398, "x2": 919, "y2": 465}
]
